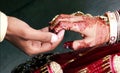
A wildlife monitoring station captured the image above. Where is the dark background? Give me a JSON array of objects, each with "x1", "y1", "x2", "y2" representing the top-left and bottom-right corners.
[{"x1": 0, "y1": 0, "x2": 120, "y2": 73}]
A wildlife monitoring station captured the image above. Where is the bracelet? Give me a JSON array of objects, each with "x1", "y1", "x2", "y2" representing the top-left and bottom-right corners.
[{"x1": 106, "y1": 11, "x2": 118, "y2": 44}]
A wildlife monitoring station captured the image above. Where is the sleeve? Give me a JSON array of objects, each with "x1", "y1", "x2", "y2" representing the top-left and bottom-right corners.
[{"x1": 0, "y1": 11, "x2": 8, "y2": 42}]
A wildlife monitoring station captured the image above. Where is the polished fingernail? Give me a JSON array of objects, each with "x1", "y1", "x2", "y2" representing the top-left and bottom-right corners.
[
  {"x1": 58, "y1": 30, "x2": 65, "y2": 38},
  {"x1": 63, "y1": 41, "x2": 73, "y2": 49},
  {"x1": 51, "y1": 34, "x2": 58, "y2": 43}
]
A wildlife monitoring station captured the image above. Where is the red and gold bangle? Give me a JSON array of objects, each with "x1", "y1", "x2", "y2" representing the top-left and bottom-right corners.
[{"x1": 113, "y1": 54, "x2": 120, "y2": 73}]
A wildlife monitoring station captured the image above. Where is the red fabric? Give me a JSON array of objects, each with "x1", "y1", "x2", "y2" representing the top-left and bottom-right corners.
[
  {"x1": 33, "y1": 43, "x2": 120, "y2": 73},
  {"x1": 50, "y1": 43, "x2": 120, "y2": 73},
  {"x1": 47, "y1": 65, "x2": 53, "y2": 73},
  {"x1": 34, "y1": 69, "x2": 40, "y2": 73}
]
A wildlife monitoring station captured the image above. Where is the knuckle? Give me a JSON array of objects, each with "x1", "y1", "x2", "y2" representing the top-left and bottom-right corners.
[
  {"x1": 21, "y1": 29, "x2": 31, "y2": 39},
  {"x1": 27, "y1": 49, "x2": 40, "y2": 56},
  {"x1": 59, "y1": 14, "x2": 64, "y2": 17}
]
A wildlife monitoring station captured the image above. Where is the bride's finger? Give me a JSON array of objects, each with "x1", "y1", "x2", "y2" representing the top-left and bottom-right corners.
[
  {"x1": 50, "y1": 15, "x2": 84, "y2": 26},
  {"x1": 63, "y1": 39, "x2": 90, "y2": 50},
  {"x1": 50, "y1": 21, "x2": 88, "y2": 34}
]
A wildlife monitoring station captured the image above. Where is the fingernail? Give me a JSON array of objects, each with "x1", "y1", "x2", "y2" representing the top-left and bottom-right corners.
[
  {"x1": 63, "y1": 41, "x2": 73, "y2": 49},
  {"x1": 58, "y1": 30, "x2": 65, "y2": 38},
  {"x1": 51, "y1": 34, "x2": 58, "y2": 43}
]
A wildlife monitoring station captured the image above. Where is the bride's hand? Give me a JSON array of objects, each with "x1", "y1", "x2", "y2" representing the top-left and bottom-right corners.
[{"x1": 49, "y1": 12, "x2": 110, "y2": 50}]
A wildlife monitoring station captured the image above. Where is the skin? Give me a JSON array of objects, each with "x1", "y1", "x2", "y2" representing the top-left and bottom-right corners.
[
  {"x1": 5, "y1": 16, "x2": 65, "y2": 56},
  {"x1": 50, "y1": 14, "x2": 110, "y2": 50}
]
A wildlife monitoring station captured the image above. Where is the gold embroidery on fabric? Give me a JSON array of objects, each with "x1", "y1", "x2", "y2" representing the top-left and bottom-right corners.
[
  {"x1": 78, "y1": 46, "x2": 99, "y2": 57},
  {"x1": 106, "y1": 70, "x2": 112, "y2": 73},
  {"x1": 78, "y1": 68, "x2": 88, "y2": 73},
  {"x1": 41, "y1": 66, "x2": 47, "y2": 71},
  {"x1": 102, "y1": 55, "x2": 111, "y2": 72},
  {"x1": 103, "y1": 55, "x2": 110, "y2": 62},
  {"x1": 42, "y1": 70, "x2": 48, "y2": 73},
  {"x1": 102, "y1": 62, "x2": 109, "y2": 68},
  {"x1": 67, "y1": 59, "x2": 75, "y2": 63}
]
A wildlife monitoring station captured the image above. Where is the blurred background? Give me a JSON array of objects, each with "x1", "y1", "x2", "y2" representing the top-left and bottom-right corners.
[{"x1": 0, "y1": 0, "x2": 120, "y2": 73}]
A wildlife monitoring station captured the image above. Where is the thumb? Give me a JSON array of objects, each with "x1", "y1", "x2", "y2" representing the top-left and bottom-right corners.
[{"x1": 22, "y1": 28, "x2": 58, "y2": 43}]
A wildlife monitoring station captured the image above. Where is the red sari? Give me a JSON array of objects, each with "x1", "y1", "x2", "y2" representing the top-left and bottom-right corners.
[
  {"x1": 51, "y1": 43, "x2": 120, "y2": 73},
  {"x1": 12, "y1": 43, "x2": 120, "y2": 73}
]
